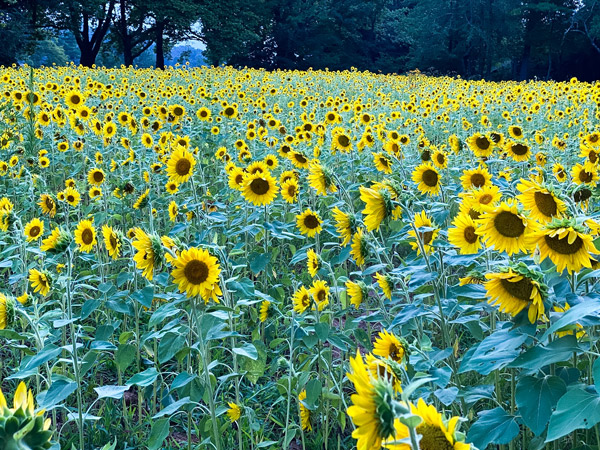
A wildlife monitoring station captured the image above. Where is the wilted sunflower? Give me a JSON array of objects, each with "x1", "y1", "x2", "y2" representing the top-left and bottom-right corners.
[
  {"x1": 517, "y1": 179, "x2": 566, "y2": 223},
  {"x1": 460, "y1": 166, "x2": 492, "y2": 191},
  {"x1": 309, "y1": 280, "x2": 329, "y2": 311},
  {"x1": 485, "y1": 264, "x2": 546, "y2": 323},
  {"x1": 528, "y1": 219, "x2": 598, "y2": 273},
  {"x1": 171, "y1": 247, "x2": 220, "y2": 298},
  {"x1": 29, "y1": 268, "x2": 51, "y2": 296},
  {"x1": 360, "y1": 186, "x2": 393, "y2": 231},
  {"x1": 259, "y1": 300, "x2": 270, "y2": 322},
  {"x1": 346, "y1": 280, "x2": 367, "y2": 309},
  {"x1": 87, "y1": 167, "x2": 106, "y2": 186},
  {"x1": 308, "y1": 162, "x2": 337, "y2": 195},
  {"x1": 166, "y1": 146, "x2": 196, "y2": 184},
  {"x1": 373, "y1": 330, "x2": 407, "y2": 364},
  {"x1": 292, "y1": 286, "x2": 311, "y2": 314},
  {"x1": 243, "y1": 172, "x2": 279, "y2": 206},
  {"x1": 74, "y1": 219, "x2": 97, "y2": 253},
  {"x1": 447, "y1": 213, "x2": 481, "y2": 254},
  {"x1": 24, "y1": 218, "x2": 44, "y2": 242},
  {"x1": 347, "y1": 351, "x2": 396, "y2": 450},
  {"x1": 296, "y1": 209, "x2": 323, "y2": 238},
  {"x1": 306, "y1": 249, "x2": 320, "y2": 277},
  {"x1": 412, "y1": 163, "x2": 441, "y2": 196},
  {"x1": 38, "y1": 194, "x2": 57, "y2": 217},
  {"x1": 408, "y1": 210, "x2": 438, "y2": 255},
  {"x1": 383, "y1": 398, "x2": 470, "y2": 450},
  {"x1": 477, "y1": 200, "x2": 534, "y2": 255}
]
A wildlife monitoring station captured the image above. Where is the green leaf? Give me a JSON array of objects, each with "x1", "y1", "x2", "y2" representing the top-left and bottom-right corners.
[
  {"x1": 115, "y1": 344, "x2": 136, "y2": 372},
  {"x1": 314, "y1": 323, "x2": 329, "y2": 341},
  {"x1": 593, "y1": 358, "x2": 600, "y2": 393},
  {"x1": 147, "y1": 417, "x2": 170, "y2": 450},
  {"x1": 158, "y1": 332, "x2": 187, "y2": 364},
  {"x1": 240, "y1": 340, "x2": 267, "y2": 383},
  {"x1": 233, "y1": 342, "x2": 259, "y2": 360},
  {"x1": 509, "y1": 335, "x2": 580, "y2": 372},
  {"x1": 131, "y1": 286, "x2": 154, "y2": 308},
  {"x1": 95, "y1": 385, "x2": 129, "y2": 399},
  {"x1": 467, "y1": 407, "x2": 519, "y2": 449},
  {"x1": 515, "y1": 376, "x2": 566, "y2": 436},
  {"x1": 152, "y1": 397, "x2": 192, "y2": 419},
  {"x1": 249, "y1": 252, "x2": 271, "y2": 274},
  {"x1": 546, "y1": 387, "x2": 600, "y2": 441},
  {"x1": 38, "y1": 380, "x2": 77, "y2": 408},
  {"x1": 459, "y1": 327, "x2": 528, "y2": 375},
  {"x1": 541, "y1": 298, "x2": 600, "y2": 340},
  {"x1": 304, "y1": 379, "x2": 321, "y2": 410},
  {"x1": 127, "y1": 368, "x2": 158, "y2": 387},
  {"x1": 100, "y1": 438, "x2": 117, "y2": 450}
]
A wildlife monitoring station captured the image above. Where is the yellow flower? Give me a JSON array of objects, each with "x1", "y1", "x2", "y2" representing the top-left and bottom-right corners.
[
  {"x1": 102, "y1": 225, "x2": 121, "y2": 260},
  {"x1": 408, "y1": 210, "x2": 438, "y2": 255},
  {"x1": 412, "y1": 163, "x2": 441, "y2": 196},
  {"x1": 373, "y1": 330, "x2": 406, "y2": 363},
  {"x1": 299, "y1": 390, "x2": 312, "y2": 431},
  {"x1": 24, "y1": 218, "x2": 44, "y2": 242},
  {"x1": 259, "y1": 300, "x2": 270, "y2": 322},
  {"x1": 476, "y1": 200, "x2": 534, "y2": 256},
  {"x1": 292, "y1": 286, "x2": 311, "y2": 314},
  {"x1": 448, "y1": 213, "x2": 481, "y2": 255},
  {"x1": 166, "y1": 145, "x2": 196, "y2": 184},
  {"x1": 306, "y1": 249, "x2": 320, "y2": 277},
  {"x1": 309, "y1": 280, "x2": 329, "y2": 311},
  {"x1": 227, "y1": 402, "x2": 241, "y2": 422},
  {"x1": 360, "y1": 186, "x2": 391, "y2": 231},
  {"x1": 171, "y1": 247, "x2": 220, "y2": 298},
  {"x1": 29, "y1": 269, "x2": 51, "y2": 296},
  {"x1": 242, "y1": 172, "x2": 279, "y2": 206},
  {"x1": 375, "y1": 273, "x2": 392, "y2": 300},
  {"x1": 296, "y1": 209, "x2": 323, "y2": 238},
  {"x1": 74, "y1": 219, "x2": 97, "y2": 253}
]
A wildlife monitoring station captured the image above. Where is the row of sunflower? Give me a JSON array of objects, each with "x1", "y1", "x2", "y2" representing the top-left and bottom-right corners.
[{"x1": 0, "y1": 65, "x2": 599, "y2": 449}]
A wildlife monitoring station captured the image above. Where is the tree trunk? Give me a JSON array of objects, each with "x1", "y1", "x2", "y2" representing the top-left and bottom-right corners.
[{"x1": 155, "y1": 21, "x2": 165, "y2": 69}]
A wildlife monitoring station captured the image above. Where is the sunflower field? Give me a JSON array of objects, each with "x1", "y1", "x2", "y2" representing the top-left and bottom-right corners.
[{"x1": 1, "y1": 65, "x2": 600, "y2": 450}]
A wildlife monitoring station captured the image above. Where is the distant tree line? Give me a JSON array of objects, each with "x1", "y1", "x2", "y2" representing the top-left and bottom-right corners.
[{"x1": 1, "y1": 0, "x2": 600, "y2": 80}]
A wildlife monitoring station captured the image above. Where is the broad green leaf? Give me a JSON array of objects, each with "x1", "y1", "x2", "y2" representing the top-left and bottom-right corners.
[
  {"x1": 541, "y1": 298, "x2": 600, "y2": 340},
  {"x1": 152, "y1": 397, "x2": 192, "y2": 419},
  {"x1": 547, "y1": 387, "x2": 600, "y2": 441},
  {"x1": 95, "y1": 385, "x2": 129, "y2": 399},
  {"x1": 248, "y1": 252, "x2": 271, "y2": 274},
  {"x1": 115, "y1": 344, "x2": 136, "y2": 372},
  {"x1": 509, "y1": 335, "x2": 580, "y2": 372},
  {"x1": 459, "y1": 328, "x2": 528, "y2": 375},
  {"x1": 240, "y1": 340, "x2": 267, "y2": 383},
  {"x1": 38, "y1": 380, "x2": 77, "y2": 408},
  {"x1": 147, "y1": 418, "x2": 170, "y2": 450},
  {"x1": 127, "y1": 368, "x2": 159, "y2": 387},
  {"x1": 233, "y1": 342, "x2": 259, "y2": 360},
  {"x1": 467, "y1": 407, "x2": 519, "y2": 449},
  {"x1": 158, "y1": 332, "x2": 187, "y2": 363},
  {"x1": 515, "y1": 375, "x2": 566, "y2": 436}
]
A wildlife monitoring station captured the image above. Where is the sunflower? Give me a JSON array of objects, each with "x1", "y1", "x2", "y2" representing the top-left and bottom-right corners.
[
  {"x1": 351, "y1": 228, "x2": 368, "y2": 266},
  {"x1": 171, "y1": 247, "x2": 220, "y2": 297},
  {"x1": 306, "y1": 249, "x2": 320, "y2": 277},
  {"x1": 281, "y1": 179, "x2": 299, "y2": 203},
  {"x1": 40, "y1": 227, "x2": 71, "y2": 253},
  {"x1": 375, "y1": 272, "x2": 393, "y2": 300},
  {"x1": 332, "y1": 207, "x2": 355, "y2": 246},
  {"x1": 572, "y1": 163, "x2": 599, "y2": 186},
  {"x1": 505, "y1": 140, "x2": 531, "y2": 162},
  {"x1": 242, "y1": 172, "x2": 279, "y2": 206},
  {"x1": 432, "y1": 150, "x2": 448, "y2": 169},
  {"x1": 412, "y1": 163, "x2": 441, "y2": 196},
  {"x1": 65, "y1": 90, "x2": 85, "y2": 108},
  {"x1": 0, "y1": 292, "x2": 15, "y2": 329},
  {"x1": 299, "y1": 390, "x2": 312, "y2": 431},
  {"x1": 360, "y1": 186, "x2": 393, "y2": 231},
  {"x1": 24, "y1": 218, "x2": 44, "y2": 242},
  {"x1": 63, "y1": 187, "x2": 81, "y2": 207},
  {"x1": 528, "y1": 219, "x2": 598, "y2": 274},
  {"x1": 448, "y1": 213, "x2": 481, "y2": 254},
  {"x1": 373, "y1": 152, "x2": 393, "y2": 174},
  {"x1": 477, "y1": 201, "x2": 534, "y2": 255},
  {"x1": 408, "y1": 210, "x2": 438, "y2": 255},
  {"x1": 133, "y1": 189, "x2": 149, "y2": 209},
  {"x1": 38, "y1": 194, "x2": 57, "y2": 217},
  {"x1": 517, "y1": 179, "x2": 566, "y2": 223},
  {"x1": 289, "y1": 151, "x2": 310, "y2": 169},
  {"x1": 296, "y1": 209, "x2": 323, "y2": 238},
  {"x1": 226, "y1": 402, "x2": 241, "y2": 422},
  {"x1": 102, "y1": 225, "x2": 121, "y2": 260},
  {"x1": 309, "y1": 280, "x2": 329, "y2": 311},
  {"x1": 347, "y1": 351, "x2": 396, "y2": 450},
  {"x1": 332, "y1": 130, "x2": 353, "y2": 153},
  {"x1": 132, "y1": 228, "x2": 163, "y2": 281},
  {"x1": 87, "y1": 167, "x2": 106, "y2": 186},
  {"x1": 460, "y1": 166, "x2": 492, "y2": 191},
  {"x1": 308, "y1": 162, "x2": 337, "y2": 195},
  {"x1": 373, "y1": 330, "x2": 407, "y2": 364},
  {"x1": 29, "y1": 268, "x2": 51, "y2": 296},
  {"x1": 293, "y1": 286, "x2": 312, "y2": 314},
  {"x1": 168, "y1": 201, "x2": 178, "y2": 222},
  {"x1": 508, "y1": 125, "x2": 524, "y2": 139},
  {"x1": 484, "y1": 264, "x2": 546, "y2": 323},
  {"x1": 166, "y1": 146, "x2": 196, "y2": 184},
  {"x1": 466, "y1": 185, "x2": 502, "y2": 213},
  {"x1": 365, "y1": 354, "x2": 402, "y2": 393},
  {"x1": 259, "y1": 300, "x2": 270, "y2": 322},
  {"x1": 467, "y1": 133, "x2": 494, "y2": 157},
  {"x1": 383, "y1": 398, "x2": 470, "y2": 450},
  {"x1": 346, "y1": 280, "x2": 367, "y2": 309},
  {"x1": 74, "y1": 219, "x2": 97, "y2": 253},
  {"x1": 553, "y1": 163, "x2": 568, "y2": 183}
]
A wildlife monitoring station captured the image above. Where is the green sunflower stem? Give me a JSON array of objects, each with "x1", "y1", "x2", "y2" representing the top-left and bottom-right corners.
[{"x1": 408, "y1": 425, "x2": 420, "y2": 450}]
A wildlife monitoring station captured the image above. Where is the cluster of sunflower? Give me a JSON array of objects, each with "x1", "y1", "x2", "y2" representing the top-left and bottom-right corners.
[{"x1": 1, "y1": 64, "x2": 600, "y2": 449}]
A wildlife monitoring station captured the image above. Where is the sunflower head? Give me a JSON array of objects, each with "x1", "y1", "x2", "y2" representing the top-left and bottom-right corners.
[{"x1": 0, "y1": 293, "x2": 16, "y2": 330}]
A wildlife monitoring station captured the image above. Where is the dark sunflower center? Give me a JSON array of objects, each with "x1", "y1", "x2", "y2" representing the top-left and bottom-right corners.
[
  {"x1": 591, "y1": 135, "x2": 599, "y2": 143},
  {"x1": 479, "y1": 194, "x2": 493, "y2": 205},
  {"x1": 380, "y1": 158, "x2": 389, "y2": 167},
  {"x1": 579, "y1": 170, "x2": 593, "y2": 183},
  {"x1": 574, "y1": 188, "x2": 592, "y2": 202},
  {"x1": 250, "y1": 178, "x2": 270, "y2": 195},
  {"x1": 295, "y1": 154, "x2": 307, "y2": 164},
  {"x1": 490, "y1": 132, "x2": 501, "y2": 143},
  {"x1": 81, "y1": 228, "x2": 94, "y2": 245},
  {"x1": 174, "y1": 107, "x2": 183, "y2": 116},
  {"x1": 476, "y1": 136, "x2": 490, "y2": 150},
  {"x1": 93, "y1": 171, "x2": 104, "y2": 182},
  {"x1": 512, "y1": 128, "x2": 522, "y2": 136},
  {"x1": 494, "y1": 211, "x2": 525, "y2": 237},
  {"x1": 388, "y1": 343, "x2": 402, "y2": 362},
  {"x1": 499, "y1": 277, "x2": 534, "y2": 302},
  {"x1": 175, "y1": 158, "x2": 191, "y2": 176},
  {"x1": 417, "y1": 423, "x2": 454, "y2": 450},
  {"x1": 235, "y1": 174, "x2": 244, "y2": 185},
  {"x1": 45, "y1": 198, "x2": 54, "y2": 209},
  {"x1": 337, "y1": 135, "x2": 350, "y2": 147},
  {"x1": 534, "y1": 191, "x2": 557, "y2": 217},
  {"x1": 590, "y1": 151, "x2": 598, "y2": 163},
  {"x1": 304, "y1": 214, "x2": 320, "y2": 229},
  {"x1": 224, "y1": 107, "x2": 234, "y2": 116},
  {"x1": 110, "y1": 234, "x2": 117, "y2": 249},
  {"x1": 468, "y1": 209, "x2": 480, "y2": 220},
  {"x1": 71, "y1": 95, "x2": 81, "y2": 105},
  {"x1": 67, "y1": 195, "x2": 75, "y2": 203},
  {"x1": 30, "y1": 226, "x2": 40, "y2": 237},
  {"x1": 420, "y1": 230, "x2": 434, "y2": 245},
  {"x1": 287, "y1": 185, "x2": 297, "y2": 196},
  {"x1": 317, "y1": 289, "x2": 326, "y2": 302},
  {"x1": 421, "y1": 150, "x2": 431, "y2": 161},
  {"x1": 470, "y1": 173, "x2": 486, "y2": 188},
  {"x1": 436, "y1": 154, "x2": 445, "y2": 164},
  {"x1": 463, "y1": 226, "x2": 477, "y2": 243},
  {"x1": 422, "y1": 169, "x2": 438, "y2": 187},
  {"x1": 544, "y1": 234, "x2": 584, "y2": 255},
  {"x1": 512, "y1": 143, "x2": 528, "y2": 156},
  {"x1": 184, "y1": 259, "x2": 209, "y2": 285}
]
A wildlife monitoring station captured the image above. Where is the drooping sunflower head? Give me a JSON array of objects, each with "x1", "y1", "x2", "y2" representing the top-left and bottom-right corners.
[
  {"x1": 375, "y1": 272, "x2": 393, "y2": 300},
  {"x1": 373, "y1": 330, "x2": 408, "y2": 364},
  {"x1": 40, "y1": 227, "x2": 71, "y2": 254},
  {"x1": 517, "y1": 179, "x2": 566, "y2": 223},
  {"x1": 360, "y1": 186, "x2": 394, "y2": 231},
  {"x1": 332, "y1": 207, "x2": 356, "y2": 246},
  {"x1": 306, "y1": 249, "x2": 320, "y2": 278},
  {"x1": 308, "y1": 162, "x2": 337, "y2": 196},
  {"x1": 102, "y1": 225, "x2": 122, "y2": 260},
  {"x1": 346, "y1": 280, "x2": 368, "y2": 309},
  {"x1": 132, "y1": 228, "x2": 164, "y2": 281},
  {"x1": 29, "y1": 268, "x2": 52, "y2": 297},
  {"x1": 0, "y1": 292, "x2": 16, "y2": 330},
  {"x1": 350, "y1": 227, "x2": 369, "y2": 266}
]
